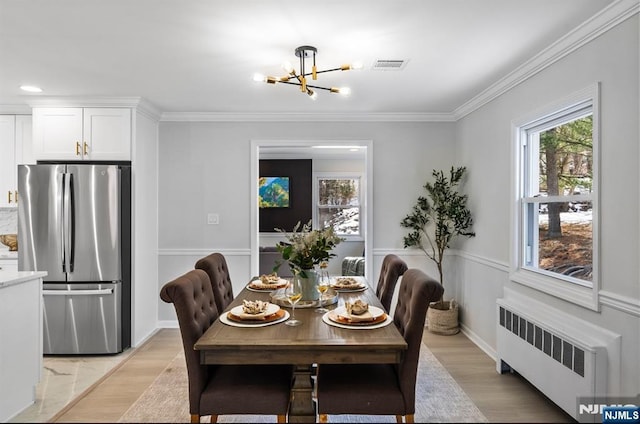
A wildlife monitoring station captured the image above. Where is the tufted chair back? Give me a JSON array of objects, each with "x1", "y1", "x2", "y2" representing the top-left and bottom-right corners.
[
  {"x1": 375, "y1": 254, "x2": 408, "y2": 312},
  {"x1": 392, "y1": 268, "x2": 444, "y2": 412},
  {"x1": 160, "y1": 269, "x2": 218, "y2": 416},
  {"x1": 195, "y1": 253, "x2": 234, "y2": 313}
]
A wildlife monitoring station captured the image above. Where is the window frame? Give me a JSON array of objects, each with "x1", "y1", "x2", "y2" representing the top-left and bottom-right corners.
[
  {"x1": 510, "y1": 83, "x2": 600, "y2": 311},
  {"x1": 313, "y1": 172, "x2": 363, "y2": 241}
]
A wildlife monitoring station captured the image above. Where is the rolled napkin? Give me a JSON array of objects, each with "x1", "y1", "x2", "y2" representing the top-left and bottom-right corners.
[
  {"x1": 260, "y1": 272, "x2": 281, "y2": 284},
  {"x1": 242, "y1": 299, "x2": 269, "y2": 315},
  {"x1": 341, "y1": 300, "x2": 374, "y2": 322},
  {"x1": 333, "y1": 277, "x2": 362, "y2": 289}
]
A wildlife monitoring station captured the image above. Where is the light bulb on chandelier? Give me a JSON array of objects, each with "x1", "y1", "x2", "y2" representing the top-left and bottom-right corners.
[{"x1": 253, "y1": 45, "x2": 360, "y2": 100}]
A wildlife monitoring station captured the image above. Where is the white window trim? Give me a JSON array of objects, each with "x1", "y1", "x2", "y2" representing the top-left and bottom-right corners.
[
  {"x1": 313, "y1": 171, "x2": 364, "y2": 241},
  {"x1": 510, "y1": 82, "x2": 600, "y2": 311}
]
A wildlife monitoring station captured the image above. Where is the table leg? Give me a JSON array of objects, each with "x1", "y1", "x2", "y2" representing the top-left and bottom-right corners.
[{"x1": 288, "y1": 364, "x2": 316, "y2": 423}]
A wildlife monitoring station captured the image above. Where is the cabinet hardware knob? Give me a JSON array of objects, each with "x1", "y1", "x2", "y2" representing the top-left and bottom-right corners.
[
  {"x1": 14, "y1": 191, "x2": 18, "y2": 202},
  {"x1": 7, "y1": 191, "x2": 11, "y2": 203},
  {"x1": 76, "y1": 141, "x2": 81, "y2": 156},
  {"x1": 83, "y1": 141, "x2": 89, "y2": 156}
]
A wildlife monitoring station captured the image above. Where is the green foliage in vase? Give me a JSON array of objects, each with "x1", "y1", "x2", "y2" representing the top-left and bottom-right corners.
[{"x1": 275, "y1": 220, "x2": 343, "y2": 277}]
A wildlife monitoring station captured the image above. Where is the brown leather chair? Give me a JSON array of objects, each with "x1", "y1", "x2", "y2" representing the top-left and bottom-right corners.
[
  {"x1": 375, "y1": 254, "x2": 408, "y2": 312},
  {"x1": 195, "y1": 253, "x2": 235, "y2": 313},
  {"x1": 160, "y1": 269, "x2": 293, "y2": 423},
  {"x1": 316, "y1": 269, "x2": 444, "y2": 423}
]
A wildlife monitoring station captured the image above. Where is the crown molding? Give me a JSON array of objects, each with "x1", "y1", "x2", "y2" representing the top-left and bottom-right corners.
[
  {"x1": 26, "y1": 96, "x2": 148, "y2": 109},
  {"x1": 0, "y1": 104, "x2": 32, "y2": 114},
  {"x1": 453, "y1": 0, "x2": 639, "y2": 120},
  {"x1": 159, "y1": 111, "x2": 456, "y2": 122}
]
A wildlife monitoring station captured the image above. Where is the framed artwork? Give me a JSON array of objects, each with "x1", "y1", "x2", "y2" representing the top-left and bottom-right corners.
[{"x1": 259, "y1": 176, "x2": 290, "y2": 208}]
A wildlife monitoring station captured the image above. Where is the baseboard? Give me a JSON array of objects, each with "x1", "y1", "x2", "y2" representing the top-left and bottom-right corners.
[
  {"x1": 157, "y1": 320, "x2": 179, "y2": 329},
  {"x1": 460, "y1": 322, "x2": 497, "y2": 362}
]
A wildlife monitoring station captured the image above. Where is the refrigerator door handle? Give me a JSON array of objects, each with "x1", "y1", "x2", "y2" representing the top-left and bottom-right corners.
[
  {"x1": 63, "y1": 172, "x2": 75, "y2": 272},
  {"x1": 59, "y1": 172, "x2": 66, "y2": 273},
  {"x1": 43, "y1": 288, "x2": 114, "y2": 296}
]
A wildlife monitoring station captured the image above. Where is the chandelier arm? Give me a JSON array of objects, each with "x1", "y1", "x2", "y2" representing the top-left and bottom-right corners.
[
  {"x1": 301, "y1": 67, "x2": 348, "y2": 76},
  {"x1": 304, "y1": 84, "x2": 333, "y2": 92},
  {"x1": 278, "y1": 80, "x2": 302, "y2": 87},
  {"x1": 275, "y1": 80, "x2": 334, "y2": 92}
]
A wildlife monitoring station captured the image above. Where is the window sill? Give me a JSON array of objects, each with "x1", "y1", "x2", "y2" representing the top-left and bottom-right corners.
[{"x1": 509, "y1": 268, "x2": 599, "y2": 311}]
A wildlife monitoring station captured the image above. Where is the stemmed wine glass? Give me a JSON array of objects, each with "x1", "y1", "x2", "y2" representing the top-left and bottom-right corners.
[
  {"x1": 315, "y1": 262, "x2": 330, "y2": 314},
  {"x1": 285, "y1": 277, "x2": 303, "y2": 326}
]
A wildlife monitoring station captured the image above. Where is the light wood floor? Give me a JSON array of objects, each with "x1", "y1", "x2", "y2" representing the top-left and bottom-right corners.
[
  {"x1": 423, "y1": 330, "x2": 574, "y2": 423},
  {"x1": 50, "y1": 328, "x2": 574, "y2": 423}
]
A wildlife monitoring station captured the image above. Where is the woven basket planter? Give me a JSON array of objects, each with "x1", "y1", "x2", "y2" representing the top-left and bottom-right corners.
[{"x1": 427, "y1": 300, "x2": 460, "y2": 335}]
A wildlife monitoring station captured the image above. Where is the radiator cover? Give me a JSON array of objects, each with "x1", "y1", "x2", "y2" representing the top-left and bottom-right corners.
[{"x1": 496, "y1": 288, "x2": 621, "y2": 422}]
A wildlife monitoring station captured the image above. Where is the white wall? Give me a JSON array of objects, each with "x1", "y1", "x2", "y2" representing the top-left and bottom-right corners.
[
  {"x1": 455, "y1": 14, "x2": 639, "y2": 396},
  {"x1": 157, "y1": 121, "x2": 456, "y2": 321},
  {"x1": 131, "y1": 109, "x2": 160, "y2": 346}
]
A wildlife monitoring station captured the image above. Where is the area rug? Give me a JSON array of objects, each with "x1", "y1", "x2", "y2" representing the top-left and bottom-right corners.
[{"x1": 117, "y1": 343, "x2": 487, "y2": 423}]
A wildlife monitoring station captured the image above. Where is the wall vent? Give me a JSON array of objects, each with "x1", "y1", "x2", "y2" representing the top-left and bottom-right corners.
[{"x1": 372, "y1": 59, "x2": 407, "y2": 70}]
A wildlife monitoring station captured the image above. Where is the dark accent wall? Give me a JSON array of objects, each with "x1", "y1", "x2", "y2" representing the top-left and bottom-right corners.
[{"x1": 259, "y1": 159, "x2": 312, "y2": 232}]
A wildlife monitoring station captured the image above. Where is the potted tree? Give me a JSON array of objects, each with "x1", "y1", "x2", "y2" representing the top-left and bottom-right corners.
[{"x1": 400, "y1": 166, "x2": 475, "y2": 335}]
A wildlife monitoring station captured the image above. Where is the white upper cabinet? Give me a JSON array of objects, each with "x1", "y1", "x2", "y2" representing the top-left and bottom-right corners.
[
  {"x1": 33, "y1": 107, "x2": 131, "y2": 161},
  {"x1": 0, "y1": 115, "x2": 33, "y2": 207}
]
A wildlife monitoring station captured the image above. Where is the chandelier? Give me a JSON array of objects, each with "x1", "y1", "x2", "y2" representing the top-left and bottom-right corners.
[{"x1": 253, "y1": 45, "x2": 362, "y2": 100}]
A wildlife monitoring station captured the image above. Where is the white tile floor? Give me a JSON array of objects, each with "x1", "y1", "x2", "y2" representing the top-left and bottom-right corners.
[{"x1": 9, "y1": 351, "x2": 132, "y2": 423}]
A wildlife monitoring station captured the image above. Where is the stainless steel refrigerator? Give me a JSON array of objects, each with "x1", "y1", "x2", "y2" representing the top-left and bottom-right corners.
[{"x1": 18, "y1": 163, "x2": 131, "y2": 355}]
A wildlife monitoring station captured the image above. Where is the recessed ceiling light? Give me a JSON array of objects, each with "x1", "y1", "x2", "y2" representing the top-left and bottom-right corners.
[{"x1": 20, "y1": 85, "x2": 43, "y2": 93}]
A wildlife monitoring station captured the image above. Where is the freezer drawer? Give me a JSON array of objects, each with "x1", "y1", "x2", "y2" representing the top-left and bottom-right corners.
[{"x1": 43, "y1": 282, "x2": 122, "y2": 354}]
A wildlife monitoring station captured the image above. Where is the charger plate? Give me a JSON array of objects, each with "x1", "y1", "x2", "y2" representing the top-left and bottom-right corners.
[
  {"x1": 220, "y1": 310, "x2": 290, "y2": 328},
  {"x1": 322, "y1": 310, "x2": 393, "y2": 330},
  {"x1": 246, "y1": 278, "x2": 289, "y2": 292}
]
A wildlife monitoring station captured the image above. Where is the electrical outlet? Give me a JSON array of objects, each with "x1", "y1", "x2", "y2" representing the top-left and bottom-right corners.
[{"x1": 207, "y1": 213, "x2": 219, "y2": 225}]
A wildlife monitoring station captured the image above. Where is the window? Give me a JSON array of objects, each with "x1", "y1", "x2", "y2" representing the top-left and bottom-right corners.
[
  {"x1": 512, "y1": 84, "x2": 599, "y2": 310},
  {"x1": 314, "y1": 173, "x2": 362, "y2": 237}
]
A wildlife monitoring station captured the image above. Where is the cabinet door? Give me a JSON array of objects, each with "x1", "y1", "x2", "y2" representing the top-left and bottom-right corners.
[
  {"x1": 33, "y1": 108, "x2": 83, "y2": 160},
  {"x1": 0, "y1": 115, "x2": 16, "y2": 207},
  {"x1": 15, "y1": 115, "x2": 34, "y2": 165},
  {"x1": 0, "y1": 259, "x2": 18, "y2": 272},
  {"x1": 83, "y1": 108, "x2": 131, "y2": 160}
]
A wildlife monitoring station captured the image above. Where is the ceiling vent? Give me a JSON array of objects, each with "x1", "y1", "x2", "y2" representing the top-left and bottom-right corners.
[{"x1": 372, "y1": 59, "x2": 407, "y2": 70}]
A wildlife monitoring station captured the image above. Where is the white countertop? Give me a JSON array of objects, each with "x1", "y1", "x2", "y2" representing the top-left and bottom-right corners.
[
  {"x1": 0, "y1": 251, "x2": 18, "y2": 259},
  {"x1": 0, "y1": 271, "x2": 47, "y2": 289}
]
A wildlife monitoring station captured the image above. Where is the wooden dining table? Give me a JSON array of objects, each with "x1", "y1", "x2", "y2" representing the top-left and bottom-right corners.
[{"x1": 194, "y1": 276, "x2": 408, "y2": 423}]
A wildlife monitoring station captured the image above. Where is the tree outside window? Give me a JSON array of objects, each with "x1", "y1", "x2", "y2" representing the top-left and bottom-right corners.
[
  {"x1": 522, "y1": 103, "x2": 594, "y2": 285},
  {"x1": 316, "y1": 176, "x2": 361, "y2": 236}
]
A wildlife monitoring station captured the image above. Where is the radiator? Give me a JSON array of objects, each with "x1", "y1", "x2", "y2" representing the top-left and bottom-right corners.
[{"x1": 496, "y1": 288, "x2": 620, "y2": 422}]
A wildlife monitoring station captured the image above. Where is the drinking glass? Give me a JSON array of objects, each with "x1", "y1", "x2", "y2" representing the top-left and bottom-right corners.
[
  {"x1": 315, "y1": 268, "x2": 331, "y2": 313},
  {"x1": 285, "y1": 277, "x2": 303, "y2": 326}
]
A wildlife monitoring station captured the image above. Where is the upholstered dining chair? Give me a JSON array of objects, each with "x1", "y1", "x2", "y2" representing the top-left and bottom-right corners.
[
  {"x1": 195, "y1": 252, "x2": 235, "y2": 313},
  {"x1": 375, "y1": 254, "x2": 409, "y2": 312},
  {"x1": 316, "y1": 268, "x2": 444, "y2": 423},
  {"x1": 160, "y1": 269, "x2": 293, "y2": 423}
]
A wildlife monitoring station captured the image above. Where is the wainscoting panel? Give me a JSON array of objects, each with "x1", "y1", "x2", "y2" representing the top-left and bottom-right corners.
[{"x1": 157, "y1": 249, "x2": 251, "y2": 323}]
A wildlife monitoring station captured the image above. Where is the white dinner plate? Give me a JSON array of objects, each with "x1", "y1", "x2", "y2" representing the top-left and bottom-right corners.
[
  {"x1": 246, "y1": 278, "x2": 289, "y2": 292},
  {"x1": 228, "y1": 302, "x2": 280, "y2": 320},
  {"x1": 330, "y1": 277, "x2": 368, "y2": 292}
]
